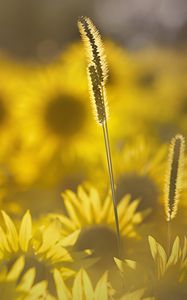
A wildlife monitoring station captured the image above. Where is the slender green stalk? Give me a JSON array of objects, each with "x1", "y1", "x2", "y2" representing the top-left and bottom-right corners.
[
  {"x1": 102, "y1": 120, "x2": 122, "y2": 258},
  {"x1": 167, "y1": 219, "x2": 171, "y2": 255}
]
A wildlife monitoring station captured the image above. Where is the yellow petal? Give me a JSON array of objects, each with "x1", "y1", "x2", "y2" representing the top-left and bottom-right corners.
[
  {"x1": 148, "y1": 236, "x2": 157, "y2": 261},
  {"x1": 61, "y1": 230, "x2": 80, "y2": 247},
  {"x1": 28, "y1": 281, "x2": 47, "y2": 300},
  {"x1": 72, "y1": 271, "x2": 83, "y2": 300},
  {"x1": 19, "y1": 268, "x2": 36, "y2": 291},
  {"x1": 7, "y1": 256, "x2": 25, "y2": 280},
  {"x1": 90, "y1": 187, "x2": 101, "y2": 223},
  {"x1": 95, "y1": 272, "x2": 108, "y2": 300},
  {"x1": 78, "y1": 186, "x2": 92, "y2": 223},
  {"x1": 1, "y1": 211, "x2": 19, "y2": 252},
  {"x1": 82, "y1": 269, "x2": 94, "y2": 299},
  {"x1": 167, "y1": 236, "x2": 180, "y2": 267},
  {"x1": 37, "y1": 220, "x2": 61, "y2": 253},
  {"x1": 53, "y1": 269, "x2": 70, "y2": 300},
  {"x1": 0, "y1": 227, "x2": 11, "y2": 253},
  {"x1": 19, "y1": 210, "x2": 32, "y2": 252},
  {"x1": 114, "y1": 257, "x2": 125, "y2": 273}
]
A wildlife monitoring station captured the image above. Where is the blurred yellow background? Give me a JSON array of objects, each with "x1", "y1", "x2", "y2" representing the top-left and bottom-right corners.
[{"x1": 0, "y1": 2, "x2": 186, "y2": 299}]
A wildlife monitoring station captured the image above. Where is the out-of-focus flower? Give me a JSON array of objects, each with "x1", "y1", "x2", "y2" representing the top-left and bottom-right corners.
[
  {"x1": 0, "y1": 210, "x2": 83, "y2": 294},
  {"x1": 0, "y1": 256, "x2": 47, "y2": 300},
  {"x1": 0, "y1": 57, "x2": 22, "y2": 162},
  {"x1": 48, "y1": 184, "x2": 144, "y2": 272},
  {"x1": 47, "y1": 269, "x2": 112, "y2": 300},
  {"x1": 148, "y1": 236, "x2": 187, "y2": 280},
  {"x1": 132, "y1": 47, "x2": 187, "y2": 142},
  {"x1": 96, "y1": 137, "x2": 166, "y2": 213},
  {"x1": 11, "y1": 60, "x2": 103, "y2": 186},
  {"x1": 115, "y1": 236, "x2": 187, "y2": 299}
]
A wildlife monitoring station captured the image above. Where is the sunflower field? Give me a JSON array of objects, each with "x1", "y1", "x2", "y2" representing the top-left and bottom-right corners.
[{"x1": 0, "y1": 6, "x2": 187, "y2": 300}]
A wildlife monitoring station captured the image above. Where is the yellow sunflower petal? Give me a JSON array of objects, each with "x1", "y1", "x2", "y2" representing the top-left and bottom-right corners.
[
  {"x1": 77, "y1": 186, "x2": 92, "y2": 223},
  {"x1": 19, "y1": 210, "x2": 32, "y2": 252},
  {"x1": 72, "y1": 270, "x2": 83, "y2": 300},
  {"x1": 28, "y1": 281, "x2": 47, "y2": 300},
  {"x1": 37, "y1": 221, "x2": 61, "y2": 253},
  {"x1": 53, "y1": 269, "x2": 70, "y2": 300},
  {"x1": 1, "y1": 210, "x2": 19, "y2": 252},
  {"x1": 18, "y1": 268, "x2": 36, "y2": 291},
  {"x1": 100, "y1": 194, "x2": 111, "y2": 223},
  {"x1": 82, "y1": 270, "x2": 94, "y2": 299},
  {"x1": 7, "y1": 256, "x2": 25, "y2": 281},
  {"x1": 148, "y1": 236, "x2": 157, "y2": 261},
  {"x1": 64, "y1": 198, "x2": 82, "y2": 227},
  {"x1": 90, "y1": 187, "x2": 101, "y2": 221},
  {"x1": 0, "y1": 227, "x2": 11, "y2": 253},
  {"x1": 61, "y1": 230, "x2": 80, "y2": 247},
  {"x1": 94, "y1": 272, "x2": 108, "y2": 300},
  {"x1": 167, "y1": 236, "x2": 180, "y2": 267}
]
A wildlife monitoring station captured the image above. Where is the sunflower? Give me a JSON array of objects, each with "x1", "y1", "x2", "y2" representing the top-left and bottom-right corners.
[
  {"x1": 46, "y1": 268, "x2": 113, "y2": 300},
  {"x1": 148, "y1": 236, "x2": 187, "y2": 299},
  {"x1": 131, "y1": 47, "x2": 187, "y2": 142},
  {"x1": 0, "y1": 255, "x2": 47, "y2": 300},
  {"x1": 0, "y1": 56, "x2": 22, "y2": 163},
  {"x1": 59, "y1": 41, "x2": 154, "y2": 144},
  {"x1": 10, "y1": 58, "x2": 106, "y2": 187},
  {"x1": 0, "y1": 169, "x2": 23, "y2": 218},
  {"x1": 48, "y1": 184, "x2": 144, "y2": 274},
  {"x1": 10, "y1": 40, "x2": 138, "y2": 186},
  {"x1": 97, "y1": 136, "x2": 167, "y2": 213},
  {"x1": 0, "y1": 210, "x2": 83, "y2": 295},
  {"x1": 115, "y1": 236, "x2": 187, "y2": 299},
  {"x1": 58, "y1": 41, "x2": 136, "y2": 91}
]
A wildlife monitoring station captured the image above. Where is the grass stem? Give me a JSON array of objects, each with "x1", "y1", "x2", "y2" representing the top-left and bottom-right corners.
[
  {"x1": 167, "y1": 219, "x2": 171, "y2": 255},
  {"x1": 102, "y1": 120, "x2": 122, "y2": 258}
]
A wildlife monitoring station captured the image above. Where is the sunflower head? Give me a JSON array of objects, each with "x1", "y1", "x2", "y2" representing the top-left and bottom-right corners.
[
  {"x1": 0, "y1": 93, "x2": 8, "y2": 127},
  {"x1": 148, "y1": 236, "x2": 187, "y2": 280},
  {"x1": 48, "y1": 184, "x2": 144, "y2": 272},
  {"x1": 113, "y1": 137, "x2": 166, "y2": 212},
  {"x1": 0, "y1": 256, "x2": 47, "y2": 300},
  {"x1": 53, "y1": 268, "x2": 111, "y2": 300},
  {"x1": 75, "y1": 225, "x2": 118, "y2": 269},
  {"x1": 116, "y1": 173, "x2": 160, "y2": 211},
  {"x1": 44, "y1": 92, "x2": 87, "y2": 137},
  {"x1": 0, "y1": 210, "x2": 84, "y2": 295}
]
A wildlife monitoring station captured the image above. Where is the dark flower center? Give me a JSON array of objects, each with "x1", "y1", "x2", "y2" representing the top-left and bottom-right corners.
[
  {"x1": 180, "y1": 95, "x2": 187, "y2": 115},
  {"x1": 5, "y1": 255, "x2": 55, "y2": 294},
  {"x1": 45, "y1": 94, "x2": 87, "y2": 137},
  {"x1": 154, "y1": 121, "x2": 181, "y2": 143},
  {"x1": 0, "y1": 97, "x2": 7, "y2": 126},
  {"x1": 116, "y1": 173, "x2": 159, "y2": 210},
  {"x1": 154, "y1": 279, "x2": 187, "y2": 300},
  {"x1": 75, "y1": 225, "x2": 118, "y2": 268},
  {"x1": 136, "y1": 72, "x2": 156, "y2": 88}
]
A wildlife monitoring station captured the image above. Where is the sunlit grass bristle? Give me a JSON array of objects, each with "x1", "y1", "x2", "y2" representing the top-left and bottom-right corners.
[
  {"x1": 77, "y1": 16, "x2": 108, "y2": 86},
  {"x1": 164, "y1": 134, "x2": 185, "y2": 221},
  {"x1": 87, "y1": 64, "x2": 108, "y2": 124}
]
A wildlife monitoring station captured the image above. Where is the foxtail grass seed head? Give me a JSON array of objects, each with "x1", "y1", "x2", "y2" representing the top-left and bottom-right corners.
[
  {"x1": 164, "y1": 134, "x2": 185, "y2": 221},
  {"x1": 77, "y1": 16, "x2": 108, "y2": 86},
  {"x1": 78, "y1": 16, "x2": 109, "y2": 125},
  {"x1": 87, "y1": 64, "x2": 108, "y2": 124}
]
